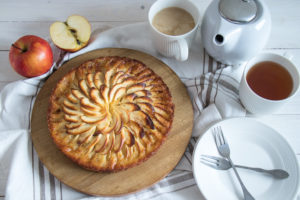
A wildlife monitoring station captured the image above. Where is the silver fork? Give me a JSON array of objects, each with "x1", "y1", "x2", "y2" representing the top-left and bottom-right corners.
[
  {"x1": 213, "y1": 126, "x2": 255, "y2": 200},
  {"x1": 200, "y1": 154, "x2": 289, "y2": 179}
]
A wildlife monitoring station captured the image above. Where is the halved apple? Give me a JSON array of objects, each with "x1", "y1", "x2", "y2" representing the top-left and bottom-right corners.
[{"x1": 50, "y1": 15, "x2": 91, "y2": 52}]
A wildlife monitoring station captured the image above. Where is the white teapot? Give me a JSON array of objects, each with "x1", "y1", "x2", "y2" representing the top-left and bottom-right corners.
[{"x1": 201, "y1": 0, "x2": 271, "y2": 65}]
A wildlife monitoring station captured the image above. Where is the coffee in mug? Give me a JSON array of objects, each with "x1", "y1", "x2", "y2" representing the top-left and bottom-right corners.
[
  {"x1": 148, "y1": 0, "x2": 200, "y2": 61},
  {"x1": 152, "y1": 7, "x2": 195, "y2": 36}
]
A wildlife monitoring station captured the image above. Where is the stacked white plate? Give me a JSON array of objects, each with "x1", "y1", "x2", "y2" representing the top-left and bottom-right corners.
[{"x1": 193, "y1": 118, "x2": 299, "y2": 200}]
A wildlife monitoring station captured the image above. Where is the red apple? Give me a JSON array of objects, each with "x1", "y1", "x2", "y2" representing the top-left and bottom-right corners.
[{"x1": 9, "y1": 35, "x2": 53, "y2": 78}]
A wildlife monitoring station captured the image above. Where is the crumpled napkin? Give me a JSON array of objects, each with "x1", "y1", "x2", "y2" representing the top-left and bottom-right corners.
[{"x1": 0, "y1": 22, "x2": 245, "y2": 200}]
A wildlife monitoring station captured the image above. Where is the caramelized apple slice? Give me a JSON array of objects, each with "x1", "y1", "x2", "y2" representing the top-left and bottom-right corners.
[
  {"x1": 71, "y1": 89, "x2": 85, "y2": 99},
  {"x1": 104, "y1": 68, "x2": 115, "y2": 87},
  {"x1": 112, "y1": 87, "x2": 126, "y2": 102},
  {"x1": 78, "y1": 126, "x2": 96, "y2": 144},
  {"x1": 109, "y1": 84, "x2": 126, "y2": 102},
  {"x1": 80, "y1": 97, "x2": 100, "y2": 111},
  {"x1": 100, "y1": 133, "x2": 115, "y2": 154},
  {"x1": 114, "y1": 131, "x2": 125, "y2": 152},
  {"x1": 94, "y1": 72, "x2": 104, "y2": 89},
  {"x1": 65, "y1": 122, "x2": 82, "y2": 129},
  {"x1": 64, "y1": 114, "x2": 80, "y2": 123},
  {"x1": 90, "y1": 88, "x2": 105, "y2": 105},
  {"x1": 94, "y1": 134, "x2": 108, "y2": 152},
  {"x1": 63, "y1": 99, "x2": 77, "y2": 110},
  {"x1": 81, "y1": 114, "x2": 107, "y2": 124},
  {"x1": 67, "y1": 124, "x2": 91, "y2": 135},
  {"x1": 86, "y1": 74, "x2": 96, "y2": 88},
  {"x1": 110, "y1": 71, "x2": 125, "y2": 85}
]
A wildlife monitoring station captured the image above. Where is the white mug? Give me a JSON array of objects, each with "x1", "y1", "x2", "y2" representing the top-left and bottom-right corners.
[
  {"x1": 148, "y1": 0, "x2": 200, "y2": 61},
  {"x1": 239, "y1": 53, "x2": 300, "y2": 115}
]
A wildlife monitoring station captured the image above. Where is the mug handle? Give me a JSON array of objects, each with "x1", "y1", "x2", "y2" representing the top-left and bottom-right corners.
[{"x1": 174, "y1": 39, "x2": 189, "y2": 61}]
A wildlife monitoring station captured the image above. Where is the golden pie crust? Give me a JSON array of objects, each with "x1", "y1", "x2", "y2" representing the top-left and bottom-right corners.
[{"x1": 47, "y1": 56, "x2": 174, "y2": 172}]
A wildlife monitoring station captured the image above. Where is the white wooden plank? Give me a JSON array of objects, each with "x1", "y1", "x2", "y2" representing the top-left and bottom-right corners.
[
  {"x1": 0, "y1": 51, "x2": 24, "y2": 83},
  {"x1": 264, "y1": 0, "x2": 300, "y2": 49},
  {"x1": 0, "y1": 21, "x2": 129, "y2": 50},
  {"x1": 1, "y1": 0, "x2": 300, "y2": 49},
  {"x1": 256, "y1": 115, "x2": 300, "y2": 154},
  {"x1": 0, "y1": 0, "x2": 155, "y2": 22},
  {"x1": 1, "y1": 18, "x2": 300, "y2": 51}
]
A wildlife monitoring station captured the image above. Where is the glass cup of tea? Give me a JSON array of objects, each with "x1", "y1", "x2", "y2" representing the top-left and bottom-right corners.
[
  {"x1": 148, "y1": 0, "x2": 200, "y2": 61},
  {"x1": 239, "y1": 53, "x2": 300, "y2": 115}
]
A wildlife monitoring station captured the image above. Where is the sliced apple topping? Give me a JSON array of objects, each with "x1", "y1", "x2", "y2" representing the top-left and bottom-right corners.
[
  {"x1": 94, "y1": 71, "x2": 104, "y2": 89},
  {"x1": 50, "y1": 15, "x2": 91, "y2": 52},
  {"x1": 80, "y1": 97, "x2": 100, "y2": 111},
  {"x1": 112, "y1": 87, "x2": 126, "y2": 102},
  {"x1": 110, "y1": 71, "x2": 125, "y2": 85},
  {"x1": 100, "y1": 85, "x2": 109, "y2": 103},
  {"x1": 134, "y1": 90, "x2": 151, "y2": 97},
  {"x1": 90, "y1": 88, "x2": 105, "y2": 105},
  {"x1": 135, "y1": 139, "x2": 146, "y2": 153},
  {"x1": 63, "y1": 106, "x2": 81, "y2": 116},
  {"x1": 154, "y1": 106, "x2": 171, "y2": 119},
  {"x1": 125, "y1": 121, "x2": 143, "y2": 138},
  {"x1": 86, "y1": 74, "x2": 96, "y2": 88},
  {"x1": 136, "y1": 68, "x2": 152, "y2": 77},
  {"x1": 67, "y1": 124, "x2": 92, "y2": 135},
  {"x1": 127, "y1": 83, "x2": 145, "y2": 94},
  {"x1": 79, "y1": 79, "x2": 90, "y2": 97},
  {"x1": 123, "y1": 128, "x2": 135, "y2": 146},
  {"x1": 63, "y1": 99, "x2": 77, "y2": 110},
  {"x1": 48, "y1": 56, "x2": 175, "y2": 171},
  {"x1": 94, "y1": 134, "x2": 108, "y2": 153},
  {"x1": 81, "y1": 115, "x2": 107, "y2": 124},
  {"x1": 137, "y1": 102, "x2": 155, "y2": 115},
  {"x1": 78, "y1": 126, "x2": 96, "y2": 144},
  {"x1": 66, "y1": 93, "x2": 78, "y2": 104},
  {"x1": 129, "y1": 111, "x2": 154, "y2": 130},
  {"x1": 100, "y1": 114, "x2": 116, "y2": 134},
  {"x1": 64, "y1": 114, "x2": 80, "y2": 123},
  {"x1": 81, "y1": 106, "x2": 103, "y2": 116},
  {"x1": 65, "y1": 122, "x2": 82, "y2": 129},
  {"x1": 71, "y1": 89, "x2": 85, "y2": 99},
  {"x1": 122, "y1": 93, "x2": 137, "y2": 102},
  {"x1": 100, "y1": 133, "x2": 115, "y2": 154},
  {"x1": 119, "y1": 102, "x2": 140, "y2": 112},
  {"x1": 113, "y1": 131, "x2": 125, "y2": 152},
  {"x1": 115, "y1": 74, "x2": 131, "y2": 84},
  {"x1": 134, "y1": 96, "x2": 153, "y2": 104},
  {"x1": 109, "y1": 83, "x2": 126, "y2": 101}
]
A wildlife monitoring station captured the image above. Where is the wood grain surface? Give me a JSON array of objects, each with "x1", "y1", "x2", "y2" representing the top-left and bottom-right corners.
[{"x1": 30, "y1": 48, "x2": 194, "y2": 196}]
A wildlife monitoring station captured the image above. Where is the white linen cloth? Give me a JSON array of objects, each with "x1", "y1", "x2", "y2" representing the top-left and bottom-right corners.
[{"x1": 0, "y1": 22, "x2": 245, "y2": 200}]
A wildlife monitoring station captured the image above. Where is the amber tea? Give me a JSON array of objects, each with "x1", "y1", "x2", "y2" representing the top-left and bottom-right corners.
[{"x1": 246, "y1": 61, "x2": 293, "y2": 100}]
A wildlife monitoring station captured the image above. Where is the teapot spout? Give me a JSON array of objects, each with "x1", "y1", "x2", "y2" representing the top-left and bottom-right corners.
[{"x1": 213, "y1": 19, "x2": 242, "y2": 47}]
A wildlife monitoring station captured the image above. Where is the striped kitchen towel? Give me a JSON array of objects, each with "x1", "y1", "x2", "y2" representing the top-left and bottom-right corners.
[{"x1": 1, "y1": 22, "x2": 245, "y2": 200}]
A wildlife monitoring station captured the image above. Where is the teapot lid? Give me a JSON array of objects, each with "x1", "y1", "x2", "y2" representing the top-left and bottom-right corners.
[{"x1": 219, "y1": 0, "x2": 257, "y2": 23}]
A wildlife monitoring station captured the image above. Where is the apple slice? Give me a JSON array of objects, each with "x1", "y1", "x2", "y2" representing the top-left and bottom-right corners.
[{"x1": 50, "y1": 15, "x2": 91, "y2": 52}]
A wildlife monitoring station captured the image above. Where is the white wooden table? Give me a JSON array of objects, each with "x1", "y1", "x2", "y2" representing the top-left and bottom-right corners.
[{"x1": 1, "y1": 0, "x2": 300, "y2": 199}]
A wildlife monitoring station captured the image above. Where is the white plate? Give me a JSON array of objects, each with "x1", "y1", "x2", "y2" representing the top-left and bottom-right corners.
[{"x1": 192, "y1": 117, "x2": 299, "y2": 200}]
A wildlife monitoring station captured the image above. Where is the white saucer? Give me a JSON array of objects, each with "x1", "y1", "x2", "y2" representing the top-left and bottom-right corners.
[{"x1": 192, "y1": 117, "x2": 299, "y2": 200}]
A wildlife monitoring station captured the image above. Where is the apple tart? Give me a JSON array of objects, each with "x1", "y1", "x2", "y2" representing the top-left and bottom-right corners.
[{"x1": 48, "y1": 56, "x2": 174, "y2": 172}]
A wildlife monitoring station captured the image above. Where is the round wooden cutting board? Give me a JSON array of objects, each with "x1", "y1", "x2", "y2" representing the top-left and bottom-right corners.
[{"x1": 31, "y1": 48, "x2": 193, "y2": 196}]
